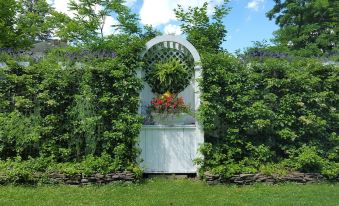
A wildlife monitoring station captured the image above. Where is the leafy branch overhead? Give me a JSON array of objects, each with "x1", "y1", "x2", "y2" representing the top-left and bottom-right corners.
[
  {"x1": 59, "y1": 0, "x2": 141, "y2": 44},
  {"x1": 174, "y1": 0, "x2": 230, "y2": 54},
  {"x1": 0, "y1": 0, "x2": 61, "y2": 49}
]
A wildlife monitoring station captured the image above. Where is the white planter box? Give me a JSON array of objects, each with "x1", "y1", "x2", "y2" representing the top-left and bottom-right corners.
[{"x1": 151, "y1": 112, "x2": 187, "y2": 125}]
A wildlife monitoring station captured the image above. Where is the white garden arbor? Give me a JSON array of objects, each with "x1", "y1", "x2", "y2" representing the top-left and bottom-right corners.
[{"x1": 138, "y1": 35, "x2": 204, "y2": 174}]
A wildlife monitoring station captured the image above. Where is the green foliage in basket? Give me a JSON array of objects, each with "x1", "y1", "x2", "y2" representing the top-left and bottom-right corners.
[{"x1": 145, "y1": 58, "x2": 193, "y2": 94}]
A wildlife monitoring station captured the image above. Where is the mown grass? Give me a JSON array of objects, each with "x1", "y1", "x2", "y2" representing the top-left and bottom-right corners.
[{"x1": 0, "y1": 178, "x2": 338, "y2": 206}]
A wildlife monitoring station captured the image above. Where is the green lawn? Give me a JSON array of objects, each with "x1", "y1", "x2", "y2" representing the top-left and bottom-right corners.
[{"x1": 0, "y1": 178, "x2": 338, "y2": 206}]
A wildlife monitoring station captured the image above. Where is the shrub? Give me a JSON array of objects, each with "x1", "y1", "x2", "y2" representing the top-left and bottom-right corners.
[
  {"x1": 0, "y1": 35, "x2": 144, "y2": 177},
  {"x1": 198, "y1": 53, "x2": 339, "y2": 178}
]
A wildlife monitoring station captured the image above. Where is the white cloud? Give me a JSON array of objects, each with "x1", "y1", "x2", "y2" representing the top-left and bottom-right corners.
[
  {"x1": 140, "y1": 0, "x2": 175, "y2": 26},
  {"x1": 164, "y1": 24, "x2": 182, "y2": 35},
  {"x1": 124, "y1": 0, "x2": 137, "y2": 7},
  {"x1": 51, "y1": 0, "x2": 77, "y2": 18},
  {"x1": 246, "y1": 0, "x2": 264, "y2": 11},
  {"x1": 51, "y1": 1, "x2": 102, "y2": 17},
  {"x1": 51, "y1": 0, "x2": 226, "y2": 36},
  {"x1": 93, "y1": 4, "x2": 103, "y2": 15},
  {"x1": 101, "y1": 16, "x2": 119, "y2": 36},
  {"x1": 140, "y1": 0, "x2": 225, "y2": 27}
]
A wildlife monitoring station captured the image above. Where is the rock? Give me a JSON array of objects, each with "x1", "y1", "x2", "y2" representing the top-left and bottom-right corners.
[
  {"x1": 289, "y1": 172, "x2": 304, "y2": 177},
  {"x1": 234, "y1": 180, "x2": 244, "y2": 184},
  {"x1": 229, "y1": 175, "x2": 239, "y2": 181},
  {"x1": 65, "y1": 180, "x2": 80, "y2": 185},
  {"x1": 105, "y1": 177, "x2": 113, "y2": 182},
  {"x1": 96, "y1": 180, "x2": 105, "y2": 184},
  {"x1": 305, "y1": 173, "x2": 323, "y2": 179},
  {"x1": 89, "y1": 177, "x2": 97, "y2": 182},
  {"x1": 208, "y1": 171, "x2": 330, "y2": 185},
  {"x1": 283, "y1": 176, "x2": 305, "y2": 182},
  {"x1": 265, "y1": 178, "x2": 275, "y2": 184},
  {"x1": 81, "y1": 179, "x2": 89, "y2": 183},
  {"x1": 117, "y1": 172, "x2": 124, "y2": 177},
  {"x1": 271, "y1": 173, "x2": 280, "y2": 179},
  {"x1": 240, "y1": 174, "x2": 255, "y2": 178},
  {"x1": 49, "y1": 173, "x2": 65, "y2": 179},
  {"x1": 253, "y1": 173, "x2": 262, "y2": 180},
  {"x1": 204, "y1": 171, "x2": 219, "y2": 180},
  {"x1": 126, "y1": 173, "x2": 134, "y2": 177},
  {"x1": 256, "y1": 176, "x2": 269, "y2": 182},
  {"x1": 72, "y1": 174, "x2": 81, "y2": 181},
  {"x1": 95, "y1": 173, "x2": 104, "y2": 179},
  {"x1": 125, "y1": 176, "x2": 134, "y2": 181}
]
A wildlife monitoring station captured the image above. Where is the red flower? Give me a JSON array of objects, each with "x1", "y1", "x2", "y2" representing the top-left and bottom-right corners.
[{"x1": 148, "y1": 94, "x2": 189, "y2": 114}]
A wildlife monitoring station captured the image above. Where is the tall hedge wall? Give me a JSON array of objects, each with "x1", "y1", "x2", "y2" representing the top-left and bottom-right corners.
[
  {"x1": 1, "y1": 36, "x2": 338, "y2": 182},
  {"x1": 0, "y1": 35, "x2": 144, "y2": 177},
  {"x1": 198, "y1": 53, "x2": 339, "y2": 178}
]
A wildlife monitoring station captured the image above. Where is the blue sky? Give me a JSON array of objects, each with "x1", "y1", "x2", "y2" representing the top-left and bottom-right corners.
[
  {"x1": 51, "y1": 0, "x2": 279, "y2": 53},
  {"x1": 127, "y1": 0, "x2": 279, "y2": 53},
  {"x1": 223, "y1": 0, "x2": 278, "y2": 53}
]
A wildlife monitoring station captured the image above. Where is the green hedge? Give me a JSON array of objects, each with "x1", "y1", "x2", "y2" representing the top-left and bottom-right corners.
[
  {"x1": 198, "y1": 53, "x2": 339, "y2": 178},
  {"x1": 0, "y1": 35, "x2": 144, "y2": 177},
  {"x1": 1, "y1": 36, "x2": 338, "y2": 183}
]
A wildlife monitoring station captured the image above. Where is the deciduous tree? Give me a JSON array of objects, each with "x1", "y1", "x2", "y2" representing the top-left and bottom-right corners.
[
  {"x1": 0, "y1": 0, "x2": 58, "y2": 49},
  {"x1": 267, "y1": 0, "x2": 339, "y2": 57},
  {"x1": 174, "y1": 1, "x2": 229, "y2": 54}
]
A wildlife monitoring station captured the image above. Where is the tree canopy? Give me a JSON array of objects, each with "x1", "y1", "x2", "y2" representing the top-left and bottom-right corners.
[
  {"x1": 267, "y1": 0, "x2": 339, "y2": 57},
  {"x1": 56, "y1": 0, "x2": 141, "y2": 44},
  {"x1": 0, "y1": 0, "x2": 58, "y2": 49},
  {"x1": 174, "y1": 1, "x2": 229, "y2": 54}
]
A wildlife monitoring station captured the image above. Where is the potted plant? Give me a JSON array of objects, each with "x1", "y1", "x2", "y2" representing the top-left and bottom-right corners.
[
  {"x1": 145, "y1": 58, "x2": 193, "y2": 94},
  {"x1": 148, "y1": 92, "x2": 191, "y2": 125},
  {"x1": 144, "y1": 58, "x2": 194, "y2": 125}
]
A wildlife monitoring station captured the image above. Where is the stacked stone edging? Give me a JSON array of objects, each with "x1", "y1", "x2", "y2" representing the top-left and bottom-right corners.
[
  {"x1": 204, "y1": 171, "x2": 331, "y2": 185},
  {"x1": 0, "y1": 171, "x2": 137, "y2": 185},
  {"x1": 48, "y1": 171, "x2": 136, "y2": 185}
]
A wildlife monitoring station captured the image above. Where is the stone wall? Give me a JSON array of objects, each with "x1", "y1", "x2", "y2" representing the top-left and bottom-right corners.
[
  {"x1": 205, "y1": 172, "x2": 329, "y2": 185},
  {"x1": 48, "y1": 171, "x2": 136, "y2": 185},
  {"x1": 0, "y1": 171, "x2": 137, "y2": 185}
]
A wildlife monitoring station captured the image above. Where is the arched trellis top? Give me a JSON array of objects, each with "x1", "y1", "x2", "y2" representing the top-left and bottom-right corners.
[
  {"x1": 140, "y1": 34, "x2": 202, "y2": 116},
  {"x1": 145, "y1": 35, "x2": 201, "y2": 64}
]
